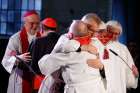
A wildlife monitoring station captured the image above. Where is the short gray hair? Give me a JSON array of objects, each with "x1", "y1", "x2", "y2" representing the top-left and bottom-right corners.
[
  {"x1": 81, "y1": 13, "x2": 102, "y2": 25},
  {"x1": 106, "y1": 20, "x2": 122, "y2": 34}
]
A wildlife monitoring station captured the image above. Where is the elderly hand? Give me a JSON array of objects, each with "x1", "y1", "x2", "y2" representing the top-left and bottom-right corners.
[
  {"x1": 132, "y1": 65, "x2": 139, "y2": 78},
  {"x1": 16, "y1": 52, "x2": 32, "y2": 62},
  {"x1": 87, "y1": 58, "x2": 104, "y2": 70}
]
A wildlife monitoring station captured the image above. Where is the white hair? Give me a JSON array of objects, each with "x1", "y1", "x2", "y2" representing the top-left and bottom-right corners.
[
  {"x1": 106, "y1": 20, "x2": 122, "y2": 34},
  {"x1": 81, "y1": 13, "x2": 101, "y2": 25}
]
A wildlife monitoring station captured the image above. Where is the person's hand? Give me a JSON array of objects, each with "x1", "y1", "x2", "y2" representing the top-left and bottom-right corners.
[
  {"x1": 87, "y1": 59, "x2": 104, "y2": 70},
  {"x1": 81, "y1": 44, "x2": 98, "y2": 55},
  {"x1": 132, "y1": 65, "x2": 139, "y2": 78},
  {"x1": 17, "y1": 52, "x2": 32, "y2": 62}
]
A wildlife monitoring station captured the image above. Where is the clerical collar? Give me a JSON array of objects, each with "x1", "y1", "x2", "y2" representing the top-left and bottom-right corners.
[{"x1": 27, "y1": 32, "x2": 36, "y2": 44}]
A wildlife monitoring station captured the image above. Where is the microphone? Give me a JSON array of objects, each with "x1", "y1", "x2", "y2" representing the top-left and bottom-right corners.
[
  {"x1": 109, "y1": 49, "x2": 132, "y2": 70},
  {"x1": 109, "y1": 49, "x2": 118, "y2": 56}
]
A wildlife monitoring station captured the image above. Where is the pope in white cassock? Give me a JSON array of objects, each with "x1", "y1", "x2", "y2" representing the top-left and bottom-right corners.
[
  {"x1": 38, "y1": 20, "x2": 106, "y2": 93},
  {"x1": 91, "y1": 20, "x2": 139, "y2": 93}
]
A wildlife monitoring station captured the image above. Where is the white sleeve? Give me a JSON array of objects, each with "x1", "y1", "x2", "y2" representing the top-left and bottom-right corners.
[
  {"x1": 62, "y1": 39, "x2": 80, "y2": 53},
  {"x1": 125, "y1": 46, "x2": 138, "y2": 88},
  {"x1": 38, "y1": 51, "x2": 84, "y2": 76},
  {"x1": 38, "y1": 54, "x2": 60, "y2": 75},
  {"x1": 51, "y1": 34, "x2": 69, "y2": 53},
  {"x1": 38, "y1": 76, "x2": 54, "y2": 93},
  {"x1": 38, "y1": 53, "x2": 69, "y2": 75},
  {"x1": 1, "y1": 37, "x2": 19, "y2": 73}
]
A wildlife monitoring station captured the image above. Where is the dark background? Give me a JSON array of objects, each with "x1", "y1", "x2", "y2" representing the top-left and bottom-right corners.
[{"x1": 0, "y1": 0, "x2": 140, "y2": 93}]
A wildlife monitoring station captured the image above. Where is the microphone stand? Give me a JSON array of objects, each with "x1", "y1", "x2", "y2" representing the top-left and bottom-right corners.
[
  {"x1": 109, "y1": 49, "x2": 132, "y2": 70},
  {"x1": 109, "y1": 49, "x2": 139, "y2": 79}
]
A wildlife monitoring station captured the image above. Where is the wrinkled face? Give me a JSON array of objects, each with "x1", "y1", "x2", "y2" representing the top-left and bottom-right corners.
[
  {"x1": 107, "y1": 25, "x2": 120, "y2": 41},
  {"x1": 24, "y1": 14, "x2": 40, "y2": 35},
  {"x1": 96, "y1": 29, "x2": 113, "y2": 45}
]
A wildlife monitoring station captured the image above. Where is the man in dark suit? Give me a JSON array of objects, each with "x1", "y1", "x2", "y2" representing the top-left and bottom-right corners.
[{"x1": 29, "y1": 18, "x2": 62, "y2": 93}]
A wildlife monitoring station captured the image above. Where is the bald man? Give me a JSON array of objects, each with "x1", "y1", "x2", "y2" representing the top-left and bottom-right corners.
[
  {"x1": 1, "y1": 10, "x2": 41, "y2": 93},
  {"x1": 38, "y1": 20, "x2": 105, "y2": 93},
  {"x1": 42, "y1": 13, "x2": 103, "y2": 93}
]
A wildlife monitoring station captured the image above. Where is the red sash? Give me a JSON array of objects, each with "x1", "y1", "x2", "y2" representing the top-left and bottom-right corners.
[
  {"x1": 74, "y1": 35, "x2": 91, "y2": 45},
  {"x1": 97, "y1": 34, "x2": 112, "y2": 59},
  {"x1": 33, "y1": 75, "x2": 45, "y2": 90},
  {"x1": 20, "y1": 27, "x2": 41, "y2": 93},
  {"x1": 103, "y1": 48, "x2": 109, "y2": 59},
  {"x1": 20, "y1": 27, "x2": 41, "y2": 53}
]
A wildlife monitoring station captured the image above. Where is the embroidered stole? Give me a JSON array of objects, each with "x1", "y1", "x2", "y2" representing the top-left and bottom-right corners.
[{"x1": 20, "y1": 27, "x2": 41, "y2": 93}]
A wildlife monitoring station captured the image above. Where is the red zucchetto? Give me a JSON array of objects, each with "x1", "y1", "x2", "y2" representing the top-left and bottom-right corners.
[
  {"x1": 41, "y1": 18, "x2": 57, "y2": 28},
  {"x1": 23, "y1": 10, "x2": 38, "y2": 17}
]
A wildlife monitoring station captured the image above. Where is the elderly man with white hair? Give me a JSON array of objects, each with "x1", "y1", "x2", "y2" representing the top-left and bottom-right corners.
[
  {"x1": 106, "y1": 20, "x2": 122, "y2": 41},
  {"x1": 91, "y1": 20, "x2": 139, "y2": 93},
  {"x1": 106, "y1": 20, "x2": 139, "y2": 93},
  {"x1": 1, "y1": 10, "x2": 41, "y2": 93}
]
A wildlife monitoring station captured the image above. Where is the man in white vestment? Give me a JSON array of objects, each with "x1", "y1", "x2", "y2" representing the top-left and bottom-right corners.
[
  {"x1": 39, "y1": 13, "x2": 103, "y2": 93},
  {"x1": 1, "y1": 10, "x2": 41, "y2": 93},
  {"x1": 38, "y1": 20, "x2": 106, "y2": 93},
  {"x1": 91, "y1": 20, "x2": 139, "y2": 93},
  {"x1": 52, "y1": 13, "x2": 102, "y2": 54}
]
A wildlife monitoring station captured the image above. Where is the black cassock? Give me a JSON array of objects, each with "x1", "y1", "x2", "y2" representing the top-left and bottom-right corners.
[{"x1": 29, "y1": 32, "x2": 65, "y2": 93}]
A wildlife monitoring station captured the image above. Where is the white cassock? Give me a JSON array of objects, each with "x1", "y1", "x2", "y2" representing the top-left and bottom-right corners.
[
  {"x1": 1, "y1": 31, "x2": 36, "y2": 93},
  {"x1": 38, "y1": 33, "x2": 70, "y2": 93},
  {"x1": 38, "y1": 40, "x2": 106, "y2": 93},
  {"x1": 91, "y1": 38, "x2": 138, "y2": 93},
  {"x1": 51, "y1": 33, "x2": 70, "y2": 53}
]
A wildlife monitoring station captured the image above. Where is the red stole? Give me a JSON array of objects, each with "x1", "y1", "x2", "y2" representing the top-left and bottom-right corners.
[
  {"x1": 74, "y1": 35, "x2": 91, "y2": 45},
  {"x1": 103, "y1": 48, "x2": 109, "y2": 59},
  {"x1": 20, "y1": 27, "x2": 41, "y2": 53},
  {"x1": 97, "y1": 34, "x2": 112, "y2": 59},
  {"x1": 19, "y1": 27, "x2": 41, "y2": 93}
]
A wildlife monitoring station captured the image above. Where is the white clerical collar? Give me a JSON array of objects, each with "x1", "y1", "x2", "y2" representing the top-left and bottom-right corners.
[{"x1": 27, "y1": 32, "x2": 36, "y2": 44}]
